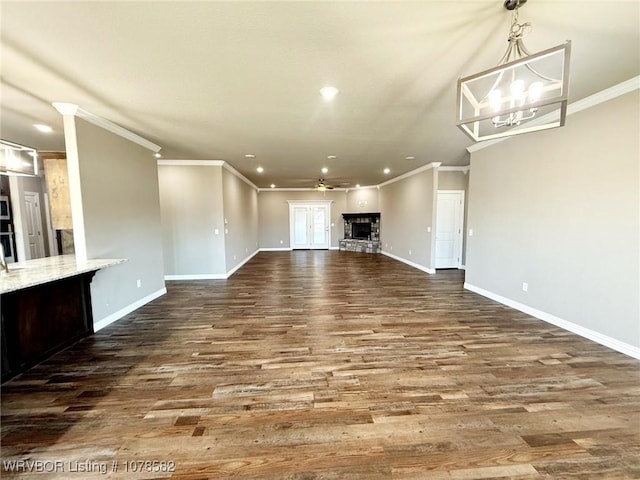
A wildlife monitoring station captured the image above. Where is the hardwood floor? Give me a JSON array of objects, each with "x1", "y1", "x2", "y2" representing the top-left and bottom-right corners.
[{"x1": 1, "y1": 251, "x2": 639, "y2": 479}]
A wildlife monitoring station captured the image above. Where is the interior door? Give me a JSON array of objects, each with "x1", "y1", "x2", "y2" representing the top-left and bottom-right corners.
[
  {"x1": 24, "y1": 191, "x2": 45, "y2": 259},
  {"x1": 435, "y1": 191, "x2": 464, "y2": 268},
  {"x1": 290, "y1": 203, "x2": 330, "y2": 249}
]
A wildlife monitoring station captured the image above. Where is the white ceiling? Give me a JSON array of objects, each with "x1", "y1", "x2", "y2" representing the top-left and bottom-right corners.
[{"x1": 1, "y1": 1, "x2": 638, "y2": 188}]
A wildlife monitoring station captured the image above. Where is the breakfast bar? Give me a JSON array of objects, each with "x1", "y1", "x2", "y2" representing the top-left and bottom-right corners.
[{"x1": 0, "y1": 255, "x2": 125, "y2": 382}]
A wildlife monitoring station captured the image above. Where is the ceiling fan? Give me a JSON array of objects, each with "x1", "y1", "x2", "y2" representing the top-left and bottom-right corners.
[{"x1": 315, "y1": 178, "x2": 334, "y2": 191}]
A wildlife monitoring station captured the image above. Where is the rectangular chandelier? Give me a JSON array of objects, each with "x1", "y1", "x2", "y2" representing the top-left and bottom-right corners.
[
  {"x1": 0, "y1": 140, "x2": 39, "y2": 176},
  {"x1": 457, "y1": 41, "x2": 570, "y2": 142}
]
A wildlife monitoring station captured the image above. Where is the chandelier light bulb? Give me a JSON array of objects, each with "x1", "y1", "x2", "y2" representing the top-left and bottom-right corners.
[
  {"x1": 528, "y1": 81, "x2": 543, "y2": 103},
  {"x1": 489, "y1": 89, "x2": 502, "y2": 112},
  {"x1": 510, "y1": 79, "x2": 526, "y2": 107}
]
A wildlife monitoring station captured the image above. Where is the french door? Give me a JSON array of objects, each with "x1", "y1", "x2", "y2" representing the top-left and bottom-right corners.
[{"x1": 289, "y1": 201, "x2": 330, "y2": 249}]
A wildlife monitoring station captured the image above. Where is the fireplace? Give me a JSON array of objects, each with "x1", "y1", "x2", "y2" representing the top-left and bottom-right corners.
[
  {"x1": 352, "y1": 222, "x2": 371, "y2": 240},
  {"x1": 339, "y1": 212, "x2": 381, "y2": 254}
]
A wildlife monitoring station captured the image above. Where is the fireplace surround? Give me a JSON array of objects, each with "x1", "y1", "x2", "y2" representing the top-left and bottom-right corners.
[{"x1": 339, "y1": 212, "x2": 380, "y2": 253}]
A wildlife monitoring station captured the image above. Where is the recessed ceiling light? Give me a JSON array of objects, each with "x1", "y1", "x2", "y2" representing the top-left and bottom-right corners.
[
  {"x1": 383, "y1": 168, "x2": 391, "y2": 174},
  {"x1": 256, "y1": 166, "x2": 264, "y2": 173},
  {"x1": 245, "y1": 154, "x2": 255, "y2": 158},
  {"x1": 327, "y1": 155, "x2": 337, "y2": 160},
  {"x1": 320, "y1": 86, "x2": 339, "y2": 101},
  {"x1": 405, "y1": 156, "x2": 415, "y2": 160},
  {"x1": 356, "y1": 184, "x2": 361, "y2": 188},
  {"x1": 321, "y1": 167, "x2": 328, "y2": 174},
  {"x1": 154, "y1": 153, "x2": 162, "y2": 158},
  {"x1": 270, "y1": 184, "x2": 276, "y2": 188},
  {"x1": 33, "y1": 124, "x2": 52, "y2": 133}
]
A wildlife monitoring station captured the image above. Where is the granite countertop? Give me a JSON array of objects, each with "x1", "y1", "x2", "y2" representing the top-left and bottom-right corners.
[{"x1": 0, "y1": 255, "x2": 126, "y2": 294}]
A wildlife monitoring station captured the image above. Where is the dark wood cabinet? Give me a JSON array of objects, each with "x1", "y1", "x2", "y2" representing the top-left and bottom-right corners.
[{"x1": 1, "y1": 270, "x2": 97, "y2": 383}]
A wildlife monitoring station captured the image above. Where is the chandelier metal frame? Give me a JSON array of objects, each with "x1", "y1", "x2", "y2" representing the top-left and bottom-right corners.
[{"x1": 456, "y1": 1, "x2": 571, "y2": 142}]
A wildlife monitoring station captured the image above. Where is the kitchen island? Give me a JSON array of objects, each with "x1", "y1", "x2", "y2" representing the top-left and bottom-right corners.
[{"x1": 1, "y1": 255, "x2": 125, "y2": 382}]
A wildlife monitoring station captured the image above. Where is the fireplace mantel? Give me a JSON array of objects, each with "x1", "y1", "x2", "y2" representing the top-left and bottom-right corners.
[{"x1": 342, "y1": 212, "x2": 380, "y2": 220}]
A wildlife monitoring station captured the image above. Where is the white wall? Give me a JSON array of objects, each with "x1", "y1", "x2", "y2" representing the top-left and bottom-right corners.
[{"x1": 466, "y1": 89, "x2": 639, "y2": 355}]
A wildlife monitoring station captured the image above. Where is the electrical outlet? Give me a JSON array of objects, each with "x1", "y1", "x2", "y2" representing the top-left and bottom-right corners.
[
  {"x1": 136, "y1": 279, "x2": 142, "y2": 288},
  {"x1": 409, "y1": 249, "x2": 412, "y2": 255},
  {"x1": 468, "y1": 229, "x2": 474, "y2": 236},
  {"x1": 522, "y1": 282, "x2": 528, "y2": 292}
]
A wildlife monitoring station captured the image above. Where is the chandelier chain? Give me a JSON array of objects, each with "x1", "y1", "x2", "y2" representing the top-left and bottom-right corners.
[{"x1": 509, "y1": 2, "x2": 531, "y2": 43}]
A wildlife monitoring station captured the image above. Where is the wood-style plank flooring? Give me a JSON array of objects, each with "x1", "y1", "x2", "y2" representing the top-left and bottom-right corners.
[{"x1": 2, "y1": 251, "x2": 639, "y2": 479}]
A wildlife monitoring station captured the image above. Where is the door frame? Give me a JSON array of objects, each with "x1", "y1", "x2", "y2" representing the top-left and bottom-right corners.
[
  {"x1": 287, "y1": 200, "x2": 332, "y2": 250},
  {"x1": 435, "y1": 190, "x2": 465, "y2": 269}
]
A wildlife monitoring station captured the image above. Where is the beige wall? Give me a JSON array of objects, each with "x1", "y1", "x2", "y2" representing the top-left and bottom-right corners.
[
  {"x1": 346, "y1": 187, "x2": 379, "y2": 213},
  {"x1": 158, "y1": 165, "x2": 226, "y2": 275},
  {"x1": 438, "y1": 170, "x2": 468, "y2": 191},
  {"x1": 379, "y1": 168, "x2": 437, "y2": 271},
  {"x1": 258, "y1": 190, "x2": 347, "y2": 249},
  {"x1": 75, "y1": 118, "x2": 166, "y2": 324},
  {"x1": 466, "y1": 90, "x2": 639, "y2": 349},
  {"x1": 222, "y1": 168, "x2": 259, "y2": 270}
]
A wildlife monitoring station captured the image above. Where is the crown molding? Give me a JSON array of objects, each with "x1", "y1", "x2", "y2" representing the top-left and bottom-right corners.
[
  {"x1": 258, "y1": 187, "x2": 347, "y2": 192},
  {"x1": 345, "y1": 185, "x2": 378, "y2": 192},
  {"x1": 157, "y1": 159, "x2": 224, "y2": 166},
  {"x1": 439, "y1": 166, "x2": 470, "y2": 174},
  {"x1": 157, "y1": 159, "x2": 258, "y2": 191},
  {"x1": 285, "y1": 199, "x2": 335, "y2": 205},
  {"x1": 222, "y1": 162, "x2": 259, "y2": 191},
  {"x1": 52, "y1": 102, "x2": 79, "y2": 116},
  {"x1": 52, "y1": 102, "x2": 161, "y2": 153},
  {"x1": 466, "y1": 75, "x2": 640, "y2": 154},
  {"x1": 378, "y1": 162, "x2": 442, "y2": 188}
]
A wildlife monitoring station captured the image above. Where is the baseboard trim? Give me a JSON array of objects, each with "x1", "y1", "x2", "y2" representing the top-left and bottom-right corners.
[
  {"x1": 259, "y1": 247, "x2": 293, "y2": 252},
  {"x1": 329, "y1": 246, "x2": 339, "y2": 250},
  {"x1": 165, "y1": 273, "x2": 227, "y2": 280},
  {"x1": 381, "y1": 250, "x2": 436, "y2": 275},
  {"x1": 226, "y1": 249, "x2": 259, "y2": 277},
  {"x1": 93, "y1": 287, "x2": 167, "y2": 332},
  {"x1": 464, "y1": 282, "x2": 640, "y2": 360},
  {"x1": 165, "y1": 250, "x2": 259, "y2": 281}
]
